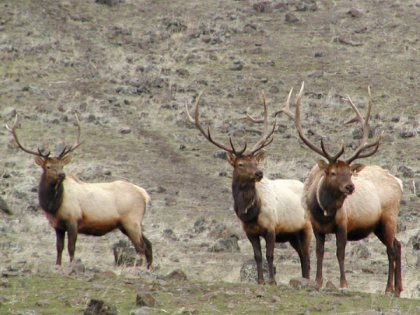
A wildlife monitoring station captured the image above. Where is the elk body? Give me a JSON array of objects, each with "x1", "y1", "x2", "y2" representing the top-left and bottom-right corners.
[
  {"x1": 185, "y1": 93, "x2": 312, "y2": 285},
  {"x1": 7, "y1": 116, "x2": 153, "y2": 268},
  {"x1": 277, "y1": 83, "x2": 403, "y2": 296}
]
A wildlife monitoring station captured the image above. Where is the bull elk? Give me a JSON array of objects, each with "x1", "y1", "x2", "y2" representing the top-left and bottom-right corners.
[
  {"x1": 185, "y1": 92, "x2": 312, "y2": 285},
  {"x1": 6, "y1": 115, "x2": 153, "y2": 268},
  {"x1": 276, "y1": 82, "x2": 403, "y2": 296}
]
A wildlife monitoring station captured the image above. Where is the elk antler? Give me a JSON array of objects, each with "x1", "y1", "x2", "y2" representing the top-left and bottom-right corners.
[
  {"x1": 342, "y1": 86, "x2": 383, "y2": 164},
  {"x1": 6, "y1": 114, "x2": 51, "y2": 158},
  {"x1": 239, "y1": 91, "x2": 276, "y2": 155},
  {"x1": 6, "y1": 114, "x2": 83, "y2": 159},
  {"x1": 58, "y1": 114, "x2": 83, "y2": 158},
  {"x1": 274, "y1": 82, "x2": 344, "y2": 163},
  {"x1": 184, "y1": 91, "x2": 247, "y2": 156},
  {"x1": 275, "y1": 82, "x2": 382, "y2": 164}
]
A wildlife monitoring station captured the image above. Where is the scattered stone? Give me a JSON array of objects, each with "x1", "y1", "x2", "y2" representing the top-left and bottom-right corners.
[
  {"x1": 230, "y1": 64, "x2": 243, "y2": 71},
  {"x1": 84, "y1": 299, "x2": 118, "y2": 315},
  {"x1": 166, "y1": 269, "x2": 188, "y2": 281},
  {"x1": 399, "y1": 130, "x2": 415, "y2": 138},
  {"x1": 391, "y1": 115, "x2": 400, "y2": 122},
  {"x1": 285, "y1": 13, "x2": 299, "y2": 23},
  {"x1": 209, "y1": 235, "x2": 240, "y2": 252},
  {"x1": 334, "y1": 36, "x2": 363, "y2": 46},
  {"x1": 193, "y1": 216, "x2": 207, "y2": 233},
  {"x1": 398, "y1": 165, "x2": 414, "y2": 178},
  {"x1": 162, "y1": 229, "x2": 178, "y2": 241},
  {"x1": 69, "y1": 258, "x2": 86, "y2": 274},
  {"x1": 325, "y1": 280, "x2": 337, "y2": 290},
  {"x1": 350, "y1": 243, "x2": 371, "y2": 259},
  {"x1": 410, "y1": 231, "x2": 420, "y2": 250},
  {"x1": 253, "y1": 1, "x2": 273, "y2": 13},
  {"x1": 136, "y1": 293, "x2": 156, "y2": 307},
  {"x1": 165, "y1": 196, "x2": 178, "y2": 207},
  {"x1": 0, "y1": 197, "x2": 12, "y2": 215},
  {"x1": 113, "y1": 239, "x2": 140, "y2": 266},
  {"x1": 289, "y1": 277, "x2": 320, "y2": 291},
  {"x1": 95, "y1": 0, "x2": 121, "y2": 6},
  {"x1": 175, "y1": 69, "x2": 190, "y2": 77},
  {"x1": 118, "y1": 126, "x2": 131, "y2": 134},
  {"x1": 239, "y1": 257, "x2": 272, "y2": 283},
  {"x1": 296, "y1": 0, "x2": 318, "y2": 11},
  {"x1": 348, "y1": 9, "x2": 362, "y2": 18}
]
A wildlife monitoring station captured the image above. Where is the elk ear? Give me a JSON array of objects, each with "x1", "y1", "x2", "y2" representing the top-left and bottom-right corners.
[
  {"x1": 350, "y1": 163, "x2": 365, "y2": 174},
  {"x1": 316, "y1": 159, "x2": 329, "y2": 172},
  {"x1": 254, "y1": 150, "x2": 267, "y2": 163},
  {"x1": 34, "y1": 156, "x2": 45, "y2": 167},
  {"x1": 227, "y1": 152, "x2": 236, "y2": 166},
  {"x1": 61, "y1": 155, "x2": 73, "y2": 165}
]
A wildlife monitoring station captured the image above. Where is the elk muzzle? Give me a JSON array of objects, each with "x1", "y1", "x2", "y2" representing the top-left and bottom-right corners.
[{"x1": 344, "y1": 184, "x2": 355, "y2": 195}]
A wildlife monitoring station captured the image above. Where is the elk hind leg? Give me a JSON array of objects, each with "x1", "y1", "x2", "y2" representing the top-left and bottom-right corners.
[
  {"x1": 289, "y1": 228, "x2": 311, "y2": 279},
  {"x1": 374, "y1": 222, "x2": 401, "y2": 295},
  {"x1": 120, "y1": 223, "x2": 148, "y2": 267},
  {"x1": 142, "y1": 233, "x2": 153, "y2": 269}
]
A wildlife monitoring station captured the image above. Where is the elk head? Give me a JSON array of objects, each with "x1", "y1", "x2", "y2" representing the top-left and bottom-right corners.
[
  {"x1": 275, "y1": 82, "x2": 382, "y2": 199},
  {"x1": 6, "y1": 114, "x2": 83, "y2": 187},
  {"x1": 184, "y1": 92, "x2": 276, "y2": 186}
]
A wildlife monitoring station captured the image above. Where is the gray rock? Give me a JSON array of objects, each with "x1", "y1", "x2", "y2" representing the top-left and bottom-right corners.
[{"x1": 239, "y1": 257, "x2": 271, "y2": 283}]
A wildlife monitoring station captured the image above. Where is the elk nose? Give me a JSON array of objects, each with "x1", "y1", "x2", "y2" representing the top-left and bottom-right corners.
[
  {"x1": 255, "y1": 170, "x2": 263, "y2": 180},
  {"x1": 58, "y1": 172, "x2": 66, "y2": 180},
  {"x1": 345, "y1": 184, "x2": 354, "y2": 194}
]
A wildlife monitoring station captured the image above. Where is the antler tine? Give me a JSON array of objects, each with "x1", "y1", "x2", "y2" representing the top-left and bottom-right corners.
[
  {"x1": 58, "y1": 114, "x2": 83, "y2": 158},
  {"x1": 249, "y1": 91, "x2": 276, "y2": 155},
  {"x1": 5, "y1": 114, "x2": 48, "y2": 157},
  {"x1": 184, "y1": 91, "x2": 245, "y2": 155},
  {"x1": 343, "y1": 86, "x2": 380, "y2": 164},
  {"x1": 276, "y1": 82, "x2": 342, "y2": 162}
]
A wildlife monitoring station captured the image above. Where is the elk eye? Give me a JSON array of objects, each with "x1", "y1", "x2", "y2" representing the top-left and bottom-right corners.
[
  {"x1": 330, "y1": 171, "x2": 336, "y2": 176},
  {"x1": 46, "y1": 165, "x2": 51, "y2": 169},
  {"x1": 238, "y1": 162, "x2": 244, "y2": 168}
]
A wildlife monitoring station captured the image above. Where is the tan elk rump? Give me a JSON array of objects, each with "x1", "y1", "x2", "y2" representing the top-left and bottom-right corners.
[
  {"x1": 6, "y1": 115, "x2": 153, "y2": 268},
  {"x1": 276, "y1": 82, "x2": 403, "y2": 296}
]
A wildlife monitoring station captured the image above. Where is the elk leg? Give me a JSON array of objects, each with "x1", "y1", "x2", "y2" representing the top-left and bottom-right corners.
[
  {"x1": 142, "y1": 233, "x2": 153, "y2": 269},
  {"x1": 336, "y1": 226, "x2": 348, "y2": 289},
  {"x1": 394, "y1": 238, "x2": 402, "y2": 297},
  {"x1": 66, "y1": 222, "x2": 78, "y2": 263},
  {"x1": 265, "y1": 230, "x2": 277, "y2": 285},
  {"x1": 247, "y1": 234, "x2": 265, "y2": 285},
  {"x1": 374, "y1": 223, "x2": 401, "y2": 296},
  {"x1": 314, "y1": 230, "x2": 326, "y2": 287},
  {"x1": 120, "y1": 224, "x2": 147, "y2": 266},
  {"x1": 55, "y1": 228, "x2": 65, "y2": 265},
  {"x1": 289, "y1": 229, "x2": 311, "y2": 279}
]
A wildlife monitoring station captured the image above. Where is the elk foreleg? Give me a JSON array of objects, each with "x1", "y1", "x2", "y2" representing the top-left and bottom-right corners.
[
  {"x1": 314, "y1": 230, "x2": 326, "y2": 287},
  {"x1": 247, "y1": 234, "x2": 265, "y2": 284},
  {"x1": 336, "y1": 226, "x2": 348, "y2": 289},
  {"x1": 66, "y1": 222, "x2": 78, "y2": 263},
  {"x1": 55, "y1": 228, "x2": 65, "y2": 265},
  {"x1": 265, "y1": 230, "x2": 277, "y2": 285}
]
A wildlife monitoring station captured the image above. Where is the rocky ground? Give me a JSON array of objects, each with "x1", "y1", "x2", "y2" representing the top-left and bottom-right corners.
[{"x1": 1, "y1": 0, "x2": 420, "y2": 314}]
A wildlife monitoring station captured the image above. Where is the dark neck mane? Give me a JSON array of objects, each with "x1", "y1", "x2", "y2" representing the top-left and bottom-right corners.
[
  {"x1": 232, "y1": 181, "x2": 261, "y2": 223},
  {"x1": 313, "y1": 176, "x2": 346, "y2": 221},
  {"x1": 38, "y1": 174, "x2": 64, "y2": 214}
]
